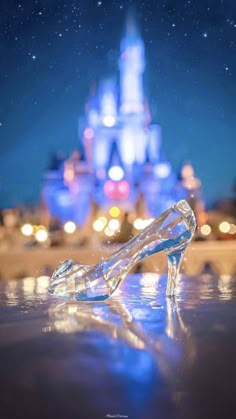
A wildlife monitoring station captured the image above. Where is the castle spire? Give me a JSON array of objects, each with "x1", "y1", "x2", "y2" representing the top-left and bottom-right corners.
[
  {"x1": 119, "y1": 11, "x2": 145, "y2": 114},
  {"x1": 125, "y1": 9, "x2": 139, "y2": 38}
]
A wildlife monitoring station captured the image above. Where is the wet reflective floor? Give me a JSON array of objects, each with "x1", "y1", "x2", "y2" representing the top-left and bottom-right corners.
[{"x1": 1, "y1": 273, "x2": 236, "y2": 419}]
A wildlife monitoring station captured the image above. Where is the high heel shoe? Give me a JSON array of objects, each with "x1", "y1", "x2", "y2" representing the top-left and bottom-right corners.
[{"x1": 49, "y1": 199, "x2": 196, "y2": 301}]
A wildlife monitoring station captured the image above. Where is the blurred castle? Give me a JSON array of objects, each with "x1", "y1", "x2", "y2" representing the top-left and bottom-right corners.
[{"x1": 42, "y1": 14, "x2": 202, "y2": 226}]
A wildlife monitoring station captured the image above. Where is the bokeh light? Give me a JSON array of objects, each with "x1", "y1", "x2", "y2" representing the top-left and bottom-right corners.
[
  {"x1": 133, "y1": 218, "x2": 144, "y2": 230},
  {"x1": 104, "y1": 226, "x2": 114, "y2": 237},
  {"x1": 200, "y1": 224, "x2": 212, "y2": 236},
  {"x1": 64, "y1": 221, "x2": 76, "y2": 234},
  {"x1": 109, "y1": 206, "x2": 120, "y2": 217},
  {"x1": 35, "y1": 228, "x2": 48, "y2": 242},
  {"x1": 108, "y1": 219, "x2": 120, "y2": 231},
  {"x1": 93, "y1": 219, "x2": 106, "y2": 232},
  {"x1": 102, "y1": 115, "x2": 116, "y2": 127},
  {"x1": 108, "y1": 165, "x2": 124, "y2": 181},
  {"x1": 219, "y1": 221, "x2": 230, "y2": 233},
  {"x1": 21, "y1": 223, "x2": 33, "y2": 236},
  {"x1": 154, "y1": 162, "x2": 171, "y2": 178},
  {"x1": 229, "y1": 224, "x2": 236, "y2": 235}
]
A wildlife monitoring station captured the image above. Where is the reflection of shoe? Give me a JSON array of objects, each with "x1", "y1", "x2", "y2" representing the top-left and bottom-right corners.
[{"x1": 49, "y1": 200, "x2": 196, "y2": 301}]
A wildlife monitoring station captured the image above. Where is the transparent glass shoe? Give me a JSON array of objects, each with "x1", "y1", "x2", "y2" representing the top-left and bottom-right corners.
[{"x1": 49, "y1": 200, "x2": 196, "y2": 301}]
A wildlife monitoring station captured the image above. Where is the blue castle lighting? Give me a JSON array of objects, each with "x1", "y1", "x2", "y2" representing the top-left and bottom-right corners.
[{"x1": 42, "y1": 14, "x2": 201, "y2": 226}]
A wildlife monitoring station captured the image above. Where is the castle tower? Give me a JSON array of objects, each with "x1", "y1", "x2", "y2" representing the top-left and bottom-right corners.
[
  {"x1": 99, "y1": 80, "x2": 117, "y2": 127},
  {"x1": 42, "y1": 13, "x2": 190, "y2": 225},
  {"x1": 119, "y1": 13, "x2": 145, "y2": 114}
]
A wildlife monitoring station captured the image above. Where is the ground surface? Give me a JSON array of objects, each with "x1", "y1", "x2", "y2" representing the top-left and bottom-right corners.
[{"x1": 0, "y1": 273, "x2": 236, "y2": 419}]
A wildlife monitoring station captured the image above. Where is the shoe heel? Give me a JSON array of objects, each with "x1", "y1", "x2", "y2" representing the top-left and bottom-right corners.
[{"x1": 166, "y1": 245, "x2": 187, "y2": 297}]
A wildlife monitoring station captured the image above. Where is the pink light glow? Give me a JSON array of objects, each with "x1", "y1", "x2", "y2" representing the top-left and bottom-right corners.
[
  {"x1": 104, "y1": 179, "x2": 130, "y2": 199},
  {"x1": 84, "y1": 127, "x2": 94, "y2": 140},
  {"x1": 118, "y1": 180, "x2": 130, "y2": 198}
]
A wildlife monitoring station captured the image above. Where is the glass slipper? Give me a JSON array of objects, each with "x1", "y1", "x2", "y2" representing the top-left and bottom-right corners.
[{"x1": 49, "y1": 199, "x2": 196, "y2": 301}]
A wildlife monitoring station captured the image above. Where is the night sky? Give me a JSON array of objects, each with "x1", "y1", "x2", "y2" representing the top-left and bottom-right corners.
[{"x1": 0, "y1": 0, "x2": 235, "y2": 208}]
